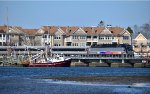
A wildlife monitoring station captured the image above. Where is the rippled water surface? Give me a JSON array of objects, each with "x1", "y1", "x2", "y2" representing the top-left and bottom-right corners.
[{"x1": 0, "y1": 67, "x2": 150, "y2": 94}]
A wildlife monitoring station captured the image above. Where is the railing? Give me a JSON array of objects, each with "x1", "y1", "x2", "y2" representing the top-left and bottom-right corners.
[{"x1": 67, "y1": 56, "x2": 135, "y2": 60}]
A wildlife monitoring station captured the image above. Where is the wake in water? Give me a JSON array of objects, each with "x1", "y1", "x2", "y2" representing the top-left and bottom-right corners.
[{"x1": 39, "y1": 79, "x2": 150, "y2": 88}]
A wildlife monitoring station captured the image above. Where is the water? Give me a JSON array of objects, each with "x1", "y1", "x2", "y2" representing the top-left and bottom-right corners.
[{"x1": 0, "y1": 67, "x2": 150, "y2": 94}]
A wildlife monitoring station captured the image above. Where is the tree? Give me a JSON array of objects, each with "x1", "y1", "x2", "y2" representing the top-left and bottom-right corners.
[
  {"x1": 98, "y1": 20, "x2": 104, "y2": 27},
  {"x1": 127, "y1": 27, "x2": 133, "y2": 46},
  {"x1": 133, "y1": 25, "x2": 139, "y2": 33},
  {"x1": 127, "y1": 27, "x2": 133, "y2": 34},
  {"x1": 34, "y1": 36, "x2": 41, "y2": 46}
]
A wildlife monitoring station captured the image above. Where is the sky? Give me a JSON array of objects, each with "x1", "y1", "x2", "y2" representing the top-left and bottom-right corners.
[{"x1": 0, "y1": 1, "x2": 150, "y2": 29}]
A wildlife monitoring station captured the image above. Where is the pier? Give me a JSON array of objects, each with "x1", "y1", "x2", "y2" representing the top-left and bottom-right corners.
[{"x1": 0, "y1": 45, "x2": 150, "y2": 68}]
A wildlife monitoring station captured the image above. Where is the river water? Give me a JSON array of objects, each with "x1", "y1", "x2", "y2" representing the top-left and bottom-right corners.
[{"x1": 0, "y1": 67, "x2": 150, "y2": 94}]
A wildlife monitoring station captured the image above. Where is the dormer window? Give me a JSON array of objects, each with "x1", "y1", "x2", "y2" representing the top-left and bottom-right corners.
[{"x1": 69, "y1": 30, "x2": 71, "y2": 33}]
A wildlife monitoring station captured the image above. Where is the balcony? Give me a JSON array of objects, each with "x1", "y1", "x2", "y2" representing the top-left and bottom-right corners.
[{"x1": 64, "y1": 37, "x2": 72, "y2": 42}]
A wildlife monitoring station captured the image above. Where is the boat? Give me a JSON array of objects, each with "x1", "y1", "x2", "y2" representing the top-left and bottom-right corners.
[
  {"x1": 29, "y1": 56, "x2": 71, "y2": 67},
  {"x1": 21, "y1": 50, "x2": 71, "y2": 67}
]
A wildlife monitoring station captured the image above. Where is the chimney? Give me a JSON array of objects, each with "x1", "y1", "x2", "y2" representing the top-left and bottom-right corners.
[{"x1": 107, "y1": 25, "x2": 112, "y2": 28}]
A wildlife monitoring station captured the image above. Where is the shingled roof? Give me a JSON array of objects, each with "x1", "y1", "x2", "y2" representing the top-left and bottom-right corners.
[
  {"x1": 94, "y1": 27, "x2": 105, "y2": 34},
  {"x1": 0, "y1": 25, "x2": 8, "y2": 33},
  {"x1": 83, "y1": 27, "x2": 94, "y2": 35},
  {"x1": 108, "y1": 27, "x2": 124, "y2": 35},
  {"x1": 42, "y1": 26, "x2": 58, "y2": 34},
  {"x1": 0, "y1": 25, "x2": 126, "y2": 36},
  {"x1": 22, "y1": 29, "x2": 38, "y2": 35}
]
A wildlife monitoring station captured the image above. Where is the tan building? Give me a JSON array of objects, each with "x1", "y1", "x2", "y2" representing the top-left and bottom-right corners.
[
  {"x1": 0, "y1": 26, "x2": 7, "y2": 46},
  {"x1": 0, "y1": 25, "x2": 131, "y2": 47},
  {"x1": 61, "y1": 26, "x2": 131, "y2": 47},
  {"x1": 133, "y1": 33, "x2": 150, "y2": 57}
]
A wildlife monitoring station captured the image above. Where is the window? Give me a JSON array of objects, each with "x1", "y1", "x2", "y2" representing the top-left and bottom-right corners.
[
  {"x1": 105, "y1": 36, "x2": 111, "y2": 40},
  {"x1": 54, "y1": 35, "x2": 61, "y2": 39},
  {"x1": 93, "y1": 42, "x2": 97, "y2": 45},
  {"x1": 80, "y1": 43, "x2": 86, "y2": 47},
  {"x1": 48, "y1": 35, "x2": 50, "y2": 38},
  {"x1": 3, "y1": 34, "x2": 6, "y2": 40},
  {"x1": 66, "y1": 42, "x2": 71, "y2": 46},
  {"x1": 123, "y1": 36, "x2": 129, "y2": 40},
  {"x1": 99, "y1": 36, "x2": 104, "y2": 40},
  {"x1": 54, "y1": 43, "x2": 61, "y2": 46},
  {"x1": 87, "y1": 36, "x2": 91, "y2": 39},
  {"x1": 86, "y1": 42, "x2": 91, "y2": 46},
  {"x1": 134, "y1": 45, "x2": 138, "y2": 48},
  {"x1": 72, "y1": 35, "x2": 78, "y2": 39},
  {"x1": 43, "y1": 35, "x2": 47, "y2": 38},
  {"x1": 0, "y1": 34, "x2": 2, "y2": 40},
  {"x1": 105, "y1": 36, "x2": 108, "y2": 40},
  {"x1": 72, "y1": 43, "x2": 78, "y2": 46},
  {"x1": 80, "y1": 36, "x2": 86, "y2": 39},
  {"x1": 93, "y1": 36, "x2": 97, "y2": 39}
]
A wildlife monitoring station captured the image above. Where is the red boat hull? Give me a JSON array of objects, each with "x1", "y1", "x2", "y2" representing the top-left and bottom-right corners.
[{"x1": 29, "y1": 59, "x2": 71, "y2": 67}]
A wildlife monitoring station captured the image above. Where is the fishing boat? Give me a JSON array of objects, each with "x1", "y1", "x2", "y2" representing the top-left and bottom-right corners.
[
  {"x1": 21, "y1": 50, "x2": 71, "y2": 67},
  {"x1": 29, "y1": 55, "x2": 71, "y2": 67}
]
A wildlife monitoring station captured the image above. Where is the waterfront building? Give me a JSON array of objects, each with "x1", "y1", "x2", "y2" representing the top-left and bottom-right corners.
[
  {"x1": 0, "y1": 25, "x2": 135, "y2": 64},
  {"x1": 0, "y1": 26, "x2": 7, "y2": 46},
  {"x1": 133, "y1": 33, "x2": 150, "y2": 58},
  {"x1": 0, "y1": 25, "x2": 131, "y2": 47},
  {"x1": 41, "y1": 26, "x2": 131, "y2": 47}
]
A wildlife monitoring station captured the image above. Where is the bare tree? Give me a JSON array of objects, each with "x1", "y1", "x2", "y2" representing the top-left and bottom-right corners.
[
  {"x1": 34, "y1": 36, "x2": 42, "y2": 46},
  {"x1": 133, "y1": 22, "x2": 150, "y2": 39},
  {"x1": 10, "y1": 35, "x2": 19, "y2": 46}
]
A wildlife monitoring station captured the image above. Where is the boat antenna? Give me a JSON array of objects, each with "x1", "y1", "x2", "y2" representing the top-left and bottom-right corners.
[
  {"x1": 6, "y1": 7, "x2": 9, "y2": 46},
  {"x1": 6, "y1": 7, "x2": 9, "y2": 32}
]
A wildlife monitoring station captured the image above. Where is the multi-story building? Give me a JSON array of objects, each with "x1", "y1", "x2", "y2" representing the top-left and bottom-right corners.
[
  {"x1": 0, "y1": 26, "x2": 7, "y2": 46},
  {"x1": 0, "y1": 25, "x2": 132, "y2": 47},
  {"x1": 133, "y1": 33, "x2": 150, "y2": 58},
  {"x1": 0, "y1": 25, "x2": 135, "y2": 64}
]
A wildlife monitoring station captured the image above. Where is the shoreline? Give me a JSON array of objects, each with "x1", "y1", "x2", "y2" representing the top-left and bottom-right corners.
[{"x1": 38, "y1": 76, "x2": 150, "y2": 85}]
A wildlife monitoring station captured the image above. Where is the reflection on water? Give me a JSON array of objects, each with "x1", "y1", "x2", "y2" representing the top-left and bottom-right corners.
[{"x1": 0, "y1": 67, "x2": 150, "y2": 94}]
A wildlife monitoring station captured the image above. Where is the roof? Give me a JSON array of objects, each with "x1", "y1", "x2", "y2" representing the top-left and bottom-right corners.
[
  {"x1": 90, "y1": 47, "x2": 125, "y2": 52},
  {"x1": 42, "y1": 26, "x2": 58, "y2": 34},
  {"x1": 83, "y1": 27, "x2": 94, "y2": 35},
  {"x1": 22, "y1": 29, "x2": 38, "y2": 35},
  {"x1": 67, "y1": 26, "x2": 79, "y2": 35},
  {"x1": 108, "y1": 27, "x2": 124, "y2": 35},
  {"x1": 59, "y1": 26, "x2": 78, "y2": 35},
  {"x1": 132, "y1": 32, "x2": 150, "y2": 40},
  {"x1": 94, "y1": 27, "x2": 105, "y2": 34},
  {"x1": 0, "y1": 25, "x2": 8, "y2": 33},
  {"x1": 0, "y1": 25, "x2": 126, "y2": 36}
]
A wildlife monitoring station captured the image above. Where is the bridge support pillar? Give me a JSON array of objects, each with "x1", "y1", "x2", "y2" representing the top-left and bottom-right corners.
[
  {"x1": 122, "y1": 59, "x2": 124, "y2": 63},
  {"x1": 99, "y1": 59, "x2": 102, "y2": 63},
  {"x1": 78, "y1": 59, "x2": 81, "y2": 63}
]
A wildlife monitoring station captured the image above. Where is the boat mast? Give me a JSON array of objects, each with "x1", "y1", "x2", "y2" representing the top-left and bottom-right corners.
[{"x1": 6, "y1": 7, "x2": 9, "y2": 45}]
